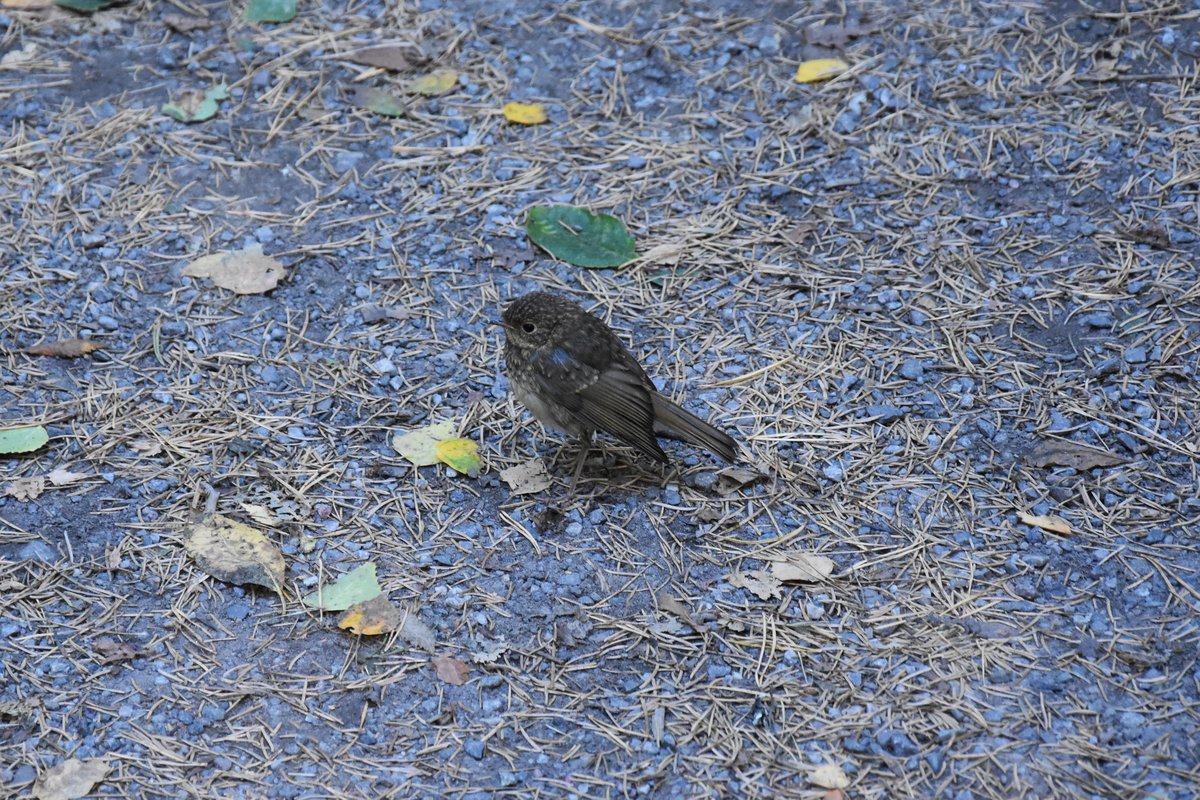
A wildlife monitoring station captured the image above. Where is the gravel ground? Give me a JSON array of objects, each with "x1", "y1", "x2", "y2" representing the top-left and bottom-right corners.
[{"x1": 2, "y1": 1, "x2": 1199, "y2": 798}]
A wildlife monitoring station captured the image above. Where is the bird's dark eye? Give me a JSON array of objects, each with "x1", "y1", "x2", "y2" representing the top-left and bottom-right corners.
[{"x1": 522, "y1": 322, "x2": 536, "y2": 333}]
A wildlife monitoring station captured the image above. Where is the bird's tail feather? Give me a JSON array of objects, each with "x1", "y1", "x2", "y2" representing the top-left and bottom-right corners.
[{"x1": 651, "y1": 393, "x2": 737, "y2": 462}]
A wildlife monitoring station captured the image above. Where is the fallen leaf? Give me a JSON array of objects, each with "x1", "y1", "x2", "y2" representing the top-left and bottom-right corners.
[
  {"x1": 240, "y1": 502, "x2": 278, "y2": 527},
  {"x1": 5, "y1": 476, "x2": 45, "y2": 501},
  {"x1": 472, "y1": 637, "x2": 510, "y2": 664},
  {"x1": 808, "y1": 762, "x2": 851, "y2": 790},
  {"x1": 795, "y1": 58, "x2": 849, "y2": 83},
  {"x1": 1118, "y1": 221, "x2": 1170, "y2": 249},
  {"x1": 337, "y1": 594, "x2": 401, "y2": 636},
  {"x1": 182, "y1": 244, "x2": 285, "y2": 295},
  {"x1": 434, "y1": 437, "x2": 481, "y2": 477},
  {"x1": 648, "y1": 618, "x2": 689, "y2": 636},
  {"x1": 24, "y1": 338, "x2": 104, "y2": 358},
  {"x1": 163, "y1": 13, "x2": 212, "y2": 32},
  {"x1": 47, "y1": 468, "x2": 88, "y2": 487},
  {"x1": 1017, "y1": 511, "x2": 1072, "y2": 535},
  {"x1": 728, "y1": 569, "x2": 781, "y2": 600},
  {"x1": 0, "y1": 41, "x2": 39, "y2": 64},
  {"x1": 0, "y1": 425, "x2": 49, "y2": 454},
  {"x1": 183, "y1": 514, "x2": 285, "y2": 592},
  {"x1": 345, "y1": 43, "x2": 423, "y2": 71},
  {"x1": 407, "y1": 68, "x2": 457, "y2": 96},
  {"x1": 526, "y1": 205, "x2": 636, "y2": 268},
  {"x1": 1027, "y1": 439, "x2": 1127, "y2": 470},
  {"x1": 499, "y1": 458, "x2": 552, "y2": 495},
  {"x1": 303, "y1": 563, "x2": 382, "y2": 611},
  {"x1": 806, "y1": 20, "x2": 879, "y2": 47},
  {"x1": 360, "y1": 304, "x2": 418, "y2": 323},
  {"x1": 770, "y1": 552, "x2": 835, "y2": 583},
  {"x1": 129, "y1": 438, "x2": 162, "y2": 457},
  {"x1": 32, "y1": 757, "x2": 110, "y2": 800},
  {"x1": 637, "y1": 242, "x2": 684, "y2": 265},
  {"x1": 162, "y1": 83, "x2": 229, "y2": 123},
  {"x1": 93, "y1": 636, "x2": 138, "y2": 665},
  {"x1": 244, "y1": 0, "x2": 295, "y2": 23},
  {"x1": 0, "y1": 698, "x2": 36, "y2": 720},
  {"x1": 398, "y1": 608, "x2": 436, "y2": 650},
  {"x1": 781, "y1": 220, "x2": 818, "y2": 245},
  {"x1": 351, "y1": 85, "x2": 407, "y2": 117},
  {"x1": 432, "y1": 654, "x2": 470, "y2": 685},
  {"x1": 657, "y1": 592, "x2": 707, "y2": 633},
  {"x1": 54, "y1": 0, "x2": 117, "y2": 9},
  {"x1": 2, "y1": 0, "x2": 53, "y2": 8},
  {"x1": 392, "y1": 419, "x2": 457, "y2": 467},
  {"x1": 503, "y1": 101, "x2": 547, "y2": 125},
  {"x1": 715, "y1": 466, "x2": 764, "y2": 496}
]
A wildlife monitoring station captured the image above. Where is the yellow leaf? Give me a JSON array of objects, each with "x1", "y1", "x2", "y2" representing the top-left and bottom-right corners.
[
  {"x1": 183, "y1": 514, "x2": 285, "y2": 592},
  {"x1": 392, "y1": 419, "x2": 457, "y2": 466},
  {"x1": 435, "y1": 437, "x2": 481, "y2": 477},
  {"x1": 407, "y1": 69, "x2": 458, "y2": 96},
  {"x1": 182, "y1": 244, "x2": 285, "y2": 295},
  {"x1": 794, "y1": 58, "x2": 849, "y2": 83},
  {"x1": 503, "y1": 101, "x2": 547, "y2": 125},
  {"x1": 1017, "y1": 511, "x2": 1072, "y2": 535},
  {"x1": 808, "y1": 763, "x2": 850, "y2": 789},
  {"x1": 770, "y1": 552, "x2": 835, "y2": 583}
]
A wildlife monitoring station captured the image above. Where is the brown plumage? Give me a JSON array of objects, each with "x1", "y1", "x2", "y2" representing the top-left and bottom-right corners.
[{"x1": 501, "y1": 291, "x2": 737, "y2": 489}]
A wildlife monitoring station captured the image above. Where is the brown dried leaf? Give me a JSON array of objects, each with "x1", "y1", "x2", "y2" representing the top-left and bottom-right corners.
[
  {"x1": 5, "y1": 476, "x2": 44, "y2": 501},
  {"x1": 1027, "y1": 439, "x2": 1127, "y2": 470},
  {"x1": 24, "y1": 338, "x2": 104, "y2": 358},
  {"x1": 93, "y1": 636, "x2": 138, "y2": 665},
  {"x1": 432, "y1": 654, "x2": 470, "y2": 685},
  {"x1": 471, "y1": 637, "x2": 510, "y2": 664},
  {"x1": 130, "y1": 438, "x2": 163, "y2": 457},
  {"x1": 32, "y1": 757, "x2": 110, "y2": 800},
  {"x1": 781, "y1": 220, "x2": 818, "y2": 246},
  {"x1": 344, "y1": 43, "x2": 423, "y2": 71},
  {"x1": 183, "y1": 513, "x2": 285, "y2": 592},
  {"x1": 1119, "y1": 221, "x2": 1170, "y2": 249},
  {"x1": 499, "y1": 458, "x2": 552, "y2": 496},
  {"x1": 182, "y1": 245, "x2": 286, "y2": 295},
  {"x1": 770, "y1": 552, "x2": 835, "y2": 583},
  {"x1": 47, "y1": 468, "x2": 88, "y2": 487},
  {"x1": 360, "y1": 303, "x2": 419, "y2": 323},
  {"x1": 1017, "y1": 511, "x2": 1072, "y2": 535},
  {"x1": 715, "y1": 466, "x2": 764, "y2": 496},
  {"x1": 657, "y1": 592, "x2": 707, "y2": 633},
  {"x1": 728, "y1": 569, "x2": 781, "y2": 600},
  {"x1": 806, "y1": 20, "x2": 879, "y2": 47},
  {"x1": 164, "y1": 13, "x2": 212, "y2": 33}
]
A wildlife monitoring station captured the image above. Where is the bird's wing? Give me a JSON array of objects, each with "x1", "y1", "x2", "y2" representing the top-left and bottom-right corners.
[{"x1": 529, "y1": 346, "x2": 666, "y2": 462}]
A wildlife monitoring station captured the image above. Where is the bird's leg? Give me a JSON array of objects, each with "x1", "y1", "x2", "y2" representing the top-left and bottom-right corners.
[{"x1": 567, "y1": 434, "x2": 592, "y2": 497}]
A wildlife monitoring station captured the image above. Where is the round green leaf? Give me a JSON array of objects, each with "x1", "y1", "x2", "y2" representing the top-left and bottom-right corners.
[
  {"x1": 55, "y1": 0, "x2": 119, "y2": 11},
  {"x1": 0, "y1": 425, "x2": 49, "y2": 454},
  {"x1": 245, "y1": 0, "x2": 296, "y2": 23},
  {"x1": 526, "y1": 205, "x2": 637, "y2": 268}
]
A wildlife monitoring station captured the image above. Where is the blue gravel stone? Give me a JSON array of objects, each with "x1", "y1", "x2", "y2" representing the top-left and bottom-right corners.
[
  {"x1": 898, "y1": 359, "x2": 925, "y2": 380},
  {"x1": 465, "y1": 739, "x2": 486, "y2": 760},
  {"x1": 867, "y1": 404, "x2": 904, "y2": 422}
]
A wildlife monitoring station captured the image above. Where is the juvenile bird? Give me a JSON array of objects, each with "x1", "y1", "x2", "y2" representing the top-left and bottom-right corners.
[{"x1": 501, "y1": 291, "x2": 737, "y2": 492}]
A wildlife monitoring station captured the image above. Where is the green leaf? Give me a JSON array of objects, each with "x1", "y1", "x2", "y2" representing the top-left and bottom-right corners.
[
  {"x1": 434, "y1": 437, "x2": 481, "y2": 478},
  {"x1": 302, "y1": 563, "x2": 382, "y2": 611},
  {"x1": 55, "y1": 0, "x2": 119, "y2": 12},
  {"x1": 0, "y1": 425, "x2": 49, "y2": 454},
  {"x1": 162, "y1": 83, "x2": 229, "y2": 123},
  {"x1": 526, "y1": 205, "x2": 637, "y2": 268},
  {"x1": 244, "y1": 0, "x2": 296, "y2": 23},
  {"x1": 351, "y1": 86, "x2": 407, "y2": 117}
]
